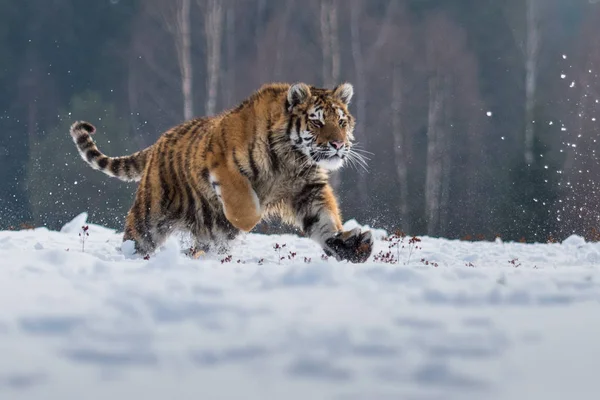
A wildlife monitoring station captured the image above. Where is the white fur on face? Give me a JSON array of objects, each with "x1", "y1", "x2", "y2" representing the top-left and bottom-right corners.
[{"x1": 317, "y1": 156, "x2": 344, "y2": 171}]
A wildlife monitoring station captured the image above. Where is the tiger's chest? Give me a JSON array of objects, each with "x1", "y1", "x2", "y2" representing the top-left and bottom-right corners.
[{"x1": 254, "y1": 163, "x2": 322, "y2": 207}]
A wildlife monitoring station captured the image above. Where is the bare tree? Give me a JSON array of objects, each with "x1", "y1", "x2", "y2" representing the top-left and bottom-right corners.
[
  {"x1": 350, "y1": 0, "x2": 369, "y2": 203},
  {"x1": 424, "y1": 73, "x2": 448, "y2": 235},
  {"x1": 128, "y1": 0, "x2": 195, "y2": 137},
  {"x1": 162, "y1": 0, "x2": 194, "y2": 120},
  {"x1": 224, "y1": 0, "x2": 236, "y2": 106},
  {"x1": 524, "y1": 0, "x2": 540, "y2": 165},
  {"x1": 273, "y1": 2, "x2": 294, "y2": 80},
  {"x1": 391, "y1": 64, "x2": 411, "y2": 232},
  {"x1": 200, "y1": 0, "x2": 223, "y2": 116},
  {"x1": 421, "y1": 12, "x2": 485, "y2": 236},
  {"x1": 320, "y1": 0, "x2": 340, "y2": 87}
]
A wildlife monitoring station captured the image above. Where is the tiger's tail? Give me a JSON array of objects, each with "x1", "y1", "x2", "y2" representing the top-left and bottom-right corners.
[{"x1": 69, "y1": 121, "x2": 150, "y2": 182}]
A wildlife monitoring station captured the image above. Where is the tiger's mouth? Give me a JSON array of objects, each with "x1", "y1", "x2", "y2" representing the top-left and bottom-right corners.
[{"x1": 310, "y1": 148, "x2": 346, "y2": 171}]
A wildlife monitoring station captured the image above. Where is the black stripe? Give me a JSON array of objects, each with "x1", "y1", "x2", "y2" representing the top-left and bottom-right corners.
[
  {"x1": 79, "y1": 140, "x2": 95, "y2": 151},
  {"x1": 110, "y1": 158, "x2": 122, "y2": 176},
  {"x1": 188, "y1": 119, "x2": 206, "y2": 169},
  {"x1": 97, "y1": 157, "x2": 109, "y2": 169},
  {"x1": 129, "y1": 156, "x2": 139, "y2": 176},
  {"x1": 143, "y1": 180, "x2": 155, "y2": 249},
  {"x1": 169, "y1": 142, "x2": 185, "y2": 219},
  {"x1": 302, "y1": 214, "x2": 320, "y2": 235},
  {"x1": 139, "y1": 161, "x2": 155, "y2": 249},
  {"x1": 138, "y1": 151, "x2": 148, "y2": 169},
  {"x1": 200, "y1": 197, "x2": 214, "y2": 235},
  {"x1": 185, "y1": 185, "x2": 198, "y2": 224},
  {"x1": 233, "y1": 150, "x2": 251, "y2": 179},
  {"x1": 220, "y1": 125, "x2": 228, "y2": 157},
  {"x1": 201, "y1": 168, "x2": 210, "y2": 185},
  {"x1": 293, "y1": 183, "x2": 326, "y2": 213},
  {"x1": 86, "y1": 149, "x2": 101, "y2": 162},
  {"x1": 248, "y1": 137, "x2": 259, "y2": 179},
  {"x1": 285, "y1": 117, "x2": 294, "y2": 136},
  {"x1": 76, "y1": 135, "x2": 89, "y2": 145},
  {"x1": 159, "y1": 145, "x2": 173, "y2": 214},
  {"x1": 205, "y1": 134, "x2": 214, "y2": 154},
  {"x1": 295, "y1": 118, "x2": 301, "y2": 135},
  {"x1": 267, "y1": 133, "x2": 280, "y2": 172}
]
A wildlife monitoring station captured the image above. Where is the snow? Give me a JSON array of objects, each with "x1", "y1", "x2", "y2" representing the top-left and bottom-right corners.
[{"x1": 1, "y1": 213, "x2": 600, "y2": 400}]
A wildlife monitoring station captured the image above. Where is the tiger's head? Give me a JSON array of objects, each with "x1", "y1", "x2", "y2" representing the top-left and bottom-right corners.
[{"x1": 286, "y1": 82, "x2": 357, "y2": 171}]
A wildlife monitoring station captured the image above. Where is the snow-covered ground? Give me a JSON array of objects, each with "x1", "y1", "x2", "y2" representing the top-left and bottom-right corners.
[{"x1": 1, "y1": 213, "x2": 600, "y2": 400}]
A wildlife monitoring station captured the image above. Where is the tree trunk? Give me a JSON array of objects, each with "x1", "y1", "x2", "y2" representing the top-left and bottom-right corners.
[
  {"x1": 320, "y1": 0, "x2": 340, "y2": 87},
  {"x1": 350, "y1": 0, "x2": 369, "y2": 204},
  {"x1": 391, "y1": 64, "x2": 410, "y2": 232},
  {"x1": 225, "y1": 1, "x2": 236, "y2": 107},
  {"x1": 439, "y1": 76, "x2": 453, "y2": 235},
  {"x1": 176, "y1": 0, "x2": 193, "y2": 120},
  {"x1": 273, "y1": 3, "x2": 294, "y2": 80},
  {"x1": 255, "y1": 0, "x2": 267, "y2": 83},
  {"x1": 425, "y1": 74, "x2": 444, "y2": 236},
  {"x1": 320, "y1": 1, "x2": 332, "y2": 86},
  {"x1": 524, "y1": 0, "x2": 539, "y2": 165},
  {"x1": 204, "y1": 0, "x2": 223, "y2": 116}
]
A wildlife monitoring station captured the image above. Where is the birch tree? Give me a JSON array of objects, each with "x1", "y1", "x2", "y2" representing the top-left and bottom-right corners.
[
  {"x1": 350, "y1": 0, "x2": 369, "y2": 203},
  {"x1": 320, "y1": 0, "x2": 340, "y2": 87},
  {"x1": 200, "y1": 0, "x2": 223, "y2": 116},
  {"x1": 224, "y1": 0, "x2": 236, "y2": 106},
  {"x1": 160, "y1": 0, "x2": 194, "y2": 120},
  {"x1": 524, "y1": 0, "x2": 540, "y2": 165},
  {"x1": 128, "y1": 0, "x2": 195, "y2": 139},
  {"x1": 422, "y1": 12, "x2": 485, "y2": 236},
  {"x1": 391, "y1": 64, "x2": 410, "y2": 231}
]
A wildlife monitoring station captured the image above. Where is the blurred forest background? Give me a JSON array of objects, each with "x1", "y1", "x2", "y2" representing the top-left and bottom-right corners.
[{"x1": 1, "y1": 0, "x2": 600, "y2": 242}]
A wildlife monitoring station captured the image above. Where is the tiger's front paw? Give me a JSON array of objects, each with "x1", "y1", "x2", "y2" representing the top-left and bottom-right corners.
[{"x1": 324, "y1": 228, "x2": 373, "y2": 263}]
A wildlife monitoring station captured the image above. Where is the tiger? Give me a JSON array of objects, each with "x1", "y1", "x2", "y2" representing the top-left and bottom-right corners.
[{"x1": 69, "y1": 82, "x2": 373, "y2": 263}]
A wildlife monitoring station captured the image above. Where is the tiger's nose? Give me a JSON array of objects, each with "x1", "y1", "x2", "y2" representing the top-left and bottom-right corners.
[{"x1": 330, "y1": 141, "x2": 344, "y2": 150}]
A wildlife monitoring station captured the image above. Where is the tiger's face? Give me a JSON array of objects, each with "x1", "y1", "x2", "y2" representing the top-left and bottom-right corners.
[{"x1": 286, "y1": 83, "x2": 356, "y2": 171}]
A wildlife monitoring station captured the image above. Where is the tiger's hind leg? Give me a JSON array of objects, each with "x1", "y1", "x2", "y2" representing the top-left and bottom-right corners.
[
  {"x1": 187, "y1": 213, "x2": 240, "y2": 256},
  {"x1": 122, "y1": 180, "x2": 178, "y2": 256}
]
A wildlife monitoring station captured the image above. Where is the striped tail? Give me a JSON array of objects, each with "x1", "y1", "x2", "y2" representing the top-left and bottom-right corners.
[{"x1": 69, "y1": 121, "x2": 150, "y2": 182}]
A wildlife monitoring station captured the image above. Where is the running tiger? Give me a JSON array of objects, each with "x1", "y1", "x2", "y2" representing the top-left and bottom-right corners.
[{"x1": 69, "y1": 82, "x2": 373, "y2": 263}]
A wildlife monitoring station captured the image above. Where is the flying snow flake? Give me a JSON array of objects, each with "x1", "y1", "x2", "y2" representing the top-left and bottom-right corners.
[
  {"x1": 501, "y1": 136, "x2": 505, "y2": 140},
  {"x1": 486, "y1": 111, "x2": 493, "y2": 117},
  {"x1": 549, "y1": 121, "x2": 553, "y2": 125},
  {"x1": 562, "y1": 54, "x2": 567, "y2": 59},
  {"x1": 561, "y1": 74, "x2": 566, "y2": 79},
  {"x1": 570, "y1": 81, "x2": 576, "y2": 88}
]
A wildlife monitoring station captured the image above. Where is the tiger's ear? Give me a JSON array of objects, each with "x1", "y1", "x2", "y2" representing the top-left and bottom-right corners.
[
  {"x1": 332, "y1": 83, "x2": 354, "y2": 105},
  {"x1": 287, "y1": 83, "x2": 311, "y2": 109}
]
